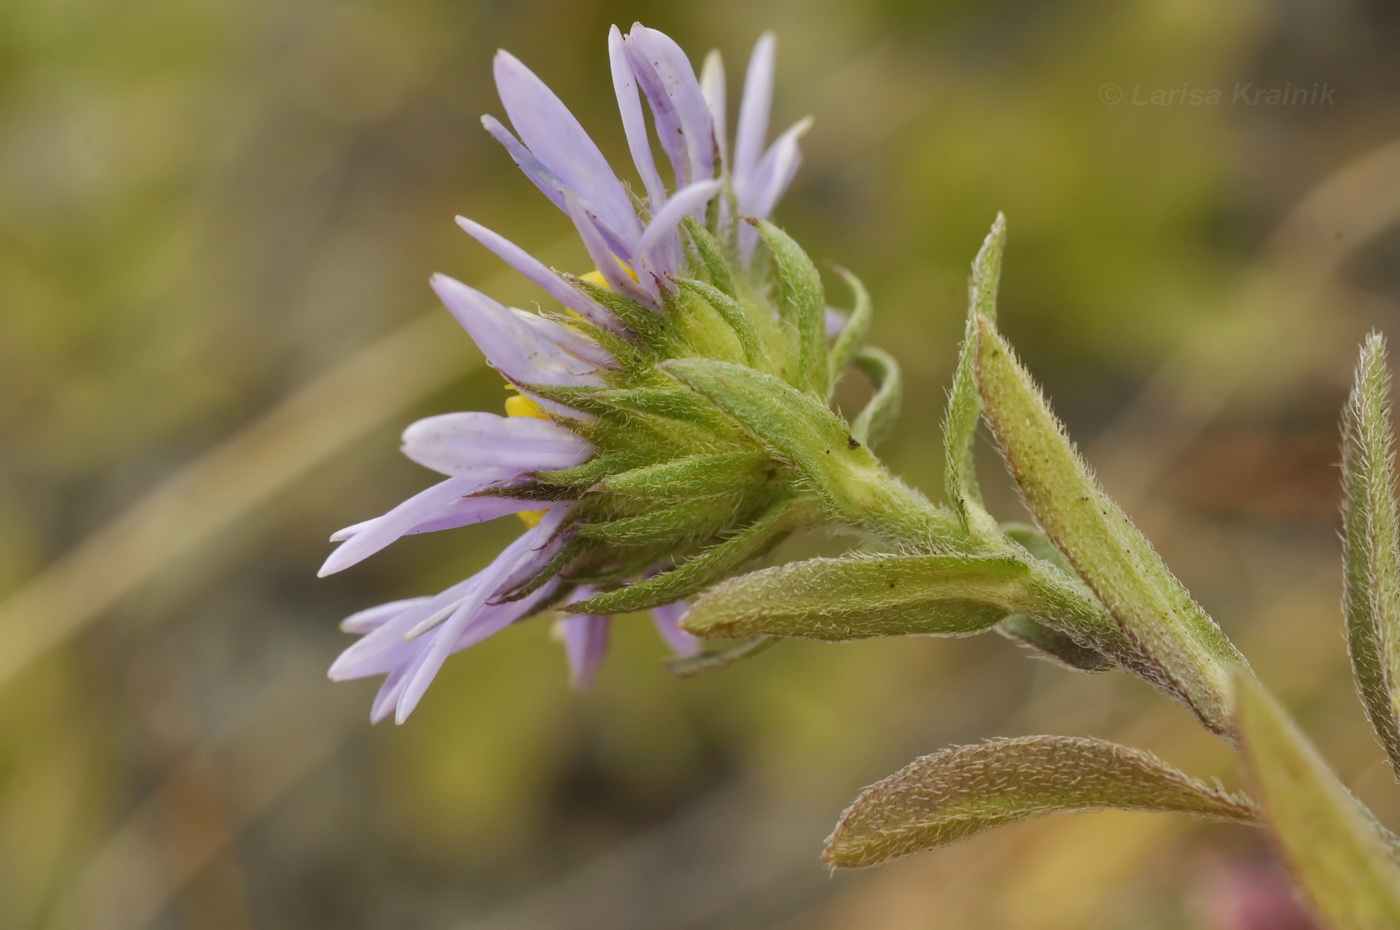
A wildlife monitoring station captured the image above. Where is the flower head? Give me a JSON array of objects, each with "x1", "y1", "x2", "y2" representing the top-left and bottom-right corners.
[{"x1": 323, "y1": 23, "x2": 868, "y2": 723}]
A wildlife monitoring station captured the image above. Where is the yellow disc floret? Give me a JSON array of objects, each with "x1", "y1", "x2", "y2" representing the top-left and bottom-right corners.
[
  {"x1": 505, "y1": 387, "x2": 549, "y2": 527},
  {"x1": 505, "y1": 263, "x2": 629, "y2": 528}
]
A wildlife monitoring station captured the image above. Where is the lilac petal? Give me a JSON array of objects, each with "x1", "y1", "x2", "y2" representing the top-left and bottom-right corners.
[
  {"x1": 401, "y1": 412, "x2": 590, "y2": 477},
  {"x1": 330, "y1": 576, "x2": 480, "y2": 680},
  {"x1": 739, "y1": 116, "x2": 810, "y2": 219},
  {"x1": 623, "y1": 25, "x2": 715, "y2": 188},
  {"x1": 497, "y1": 506, "x2": 571, "y2": 594},
  {"x1": 341, "y1": 598, "x2": 426, "y2": 634},
  {"x1": 701, "y1": 50, "x2": 727, "y2": 173},
  {"x1": 396, "y1": 516, "x2": 564, "y2": 721},
  {"x1": 481, "y1": 116, "x2": 571, "y2": 215},
  {"x1": 510, "y1": 308, "x2": 616, "y2": 368},
  {"x1": 320, "y1": 476, "x2": 479, "y2": 576},
  {"x1": 329, "y1": 518, "x2": 373, "y2": 543},
  {"x1": 481, "y1": 117, "x2": 638, "y2": 259},
  {"x1": 412, "y1": 496, "x2": 564, "y2": 537},
  {"x1": 732, "y1": 32, "x2": 776, "y2": 186},
  {"x1": 329, "y1": 495, "x2": 533, "y2": 547},
  {"x1": 635, "y1": 178, "x2": 724, "y2": 286},
  {"x1": 454, "y1": 581, "x2": 557, "y2": 652},
  {"x1": 562, "y1": 614, "x2": 612, "y2": 689},
  {"x1": 330, "y1": 546, "x2": 560, "y2": 688},
  {"x1": 609, "y1": 25, "x2": 666, "y2": 210},
  {"x1": 370, "y1": 665, "x2": 411, "y2": 723},
  {"x1": 650, "y1": 600, "x2": 702, "y2": 657},
  {"x1": 825, "y1": 307, "x2": 849, "y2": 339},
  {"x1": 737, "y1": 117, "x2": 810, "y2": 260},
  {"x1": 493, "y1": 51, "x2": 641, "y2": 246},
  {"x1": 430, "y1": 274, "x2": 605, "y2": 388},
  {"x1": 563, "y1": 192, "x2": 657, "y2": 307},
  {"x1": 454, "y1": 216, "x2": 614, "y2": 329}
]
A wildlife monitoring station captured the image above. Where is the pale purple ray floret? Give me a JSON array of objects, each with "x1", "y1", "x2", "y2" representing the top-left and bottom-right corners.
[
  {"x1": 559, "y1": 594, "x2": 702, "y2": 691},
  {"x1": 330, "y1": 509, "x2": 571, "y2": 724},
  {"x1": 466, "y1": 23, "x2": 806, "y2": 307},
  {"x1": 326, "y1": 23, "x2": 803, "y2": 722}
]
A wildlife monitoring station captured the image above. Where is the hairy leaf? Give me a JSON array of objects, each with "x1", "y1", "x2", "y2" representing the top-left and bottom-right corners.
[
  {"x1": 683, "y1": 554, "x2": 1031, "y2": 640},
  {"x1": 1235, "y1": 670, "x2": 1400, "y2": 928},
  {"x1": 975, "y1": 315, "x2": 1248, "y2": 735},
  {"x1": 997, "y1": 523, "x2": 1115, "y2": 670},
  {"x1": 997, "y1": 615, "x2": 1114, "y2": 671},
  {"x1": 823, "y1": 735, "x2": 1255, "y2": 868},
  {"x1": 666, "y1": 636, "x2": 776, "y2": 676},
  {"x1": 1341, "y1": 332, "x2": 1400, "y2": 780},
  {"x1": 943, "y1": 214, "x2": 1007, "y2": 540}
]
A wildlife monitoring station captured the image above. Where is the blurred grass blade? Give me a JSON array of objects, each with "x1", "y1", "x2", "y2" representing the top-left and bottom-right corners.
[
  {"x1": 823, "y1": 735, "x2": 1255, "y2": 868},
  {"x1": 974, "y1": 315, "x2": 1248, "y2": 736},
  {"x1": 1341, "y1": 333, "x2": 1400, "y2": 779},
  {"x1": 1235, "y1": 670, "x2": 1400, "y2": 928},
  {"x1": 850, "y1": 347, "x2": 901, "y2": 447},
  {"x1": 0, "y1": 308, "x2": 477, "y2": 693},
  {"x1": 683, "y1": 554, "x2": 1032, "y2": 641},
  {"x1": 943, "y1": 215, "x2": 1007, "y2": 539}
]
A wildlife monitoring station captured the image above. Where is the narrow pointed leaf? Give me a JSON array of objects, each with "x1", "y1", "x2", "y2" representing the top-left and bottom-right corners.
[
  {"x1": 944, "y1": 215, "x2": 1008, "y2": 540},
  {"x1": 822, "y1": 735, "x2": 1256, "y2": 868},
  {"x1": 754, "y1": 219, "x2": 827, "y2": 395},
  {"x1": 827, "y1": 268, "x2": 873, "y2": 382},
  {"x1": 997, "y1": 615, "x2": 1114, "y2": 671},
  {"x1": 1341, "y1": 333, "x2": 1400, "y2": 779},
  {"x1": 667, "y1": 636, "x2": 776, "y2": 676},
  {"x1": 1235, "y1": 670, "x2": 1400, "y2": 928},
  {"x1": 687, "y1": 554, "x2": 1038, "y2": 641},
  {"x1": 850, "y1": 347, "x2": 901, "y2": 447},
  {"x1": 975, "y1": 315, "x2": 1248, "y2": 735}
]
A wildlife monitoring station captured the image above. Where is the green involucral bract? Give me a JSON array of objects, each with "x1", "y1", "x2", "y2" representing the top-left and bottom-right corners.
[{"x1": 507, "y1": 222, "x2": 882, "y2": 620}]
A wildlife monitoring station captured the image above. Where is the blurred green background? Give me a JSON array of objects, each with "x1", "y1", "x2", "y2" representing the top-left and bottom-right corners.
[{"x1": 3, "y1": 0, "x2": 1399, "y2": 927}]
